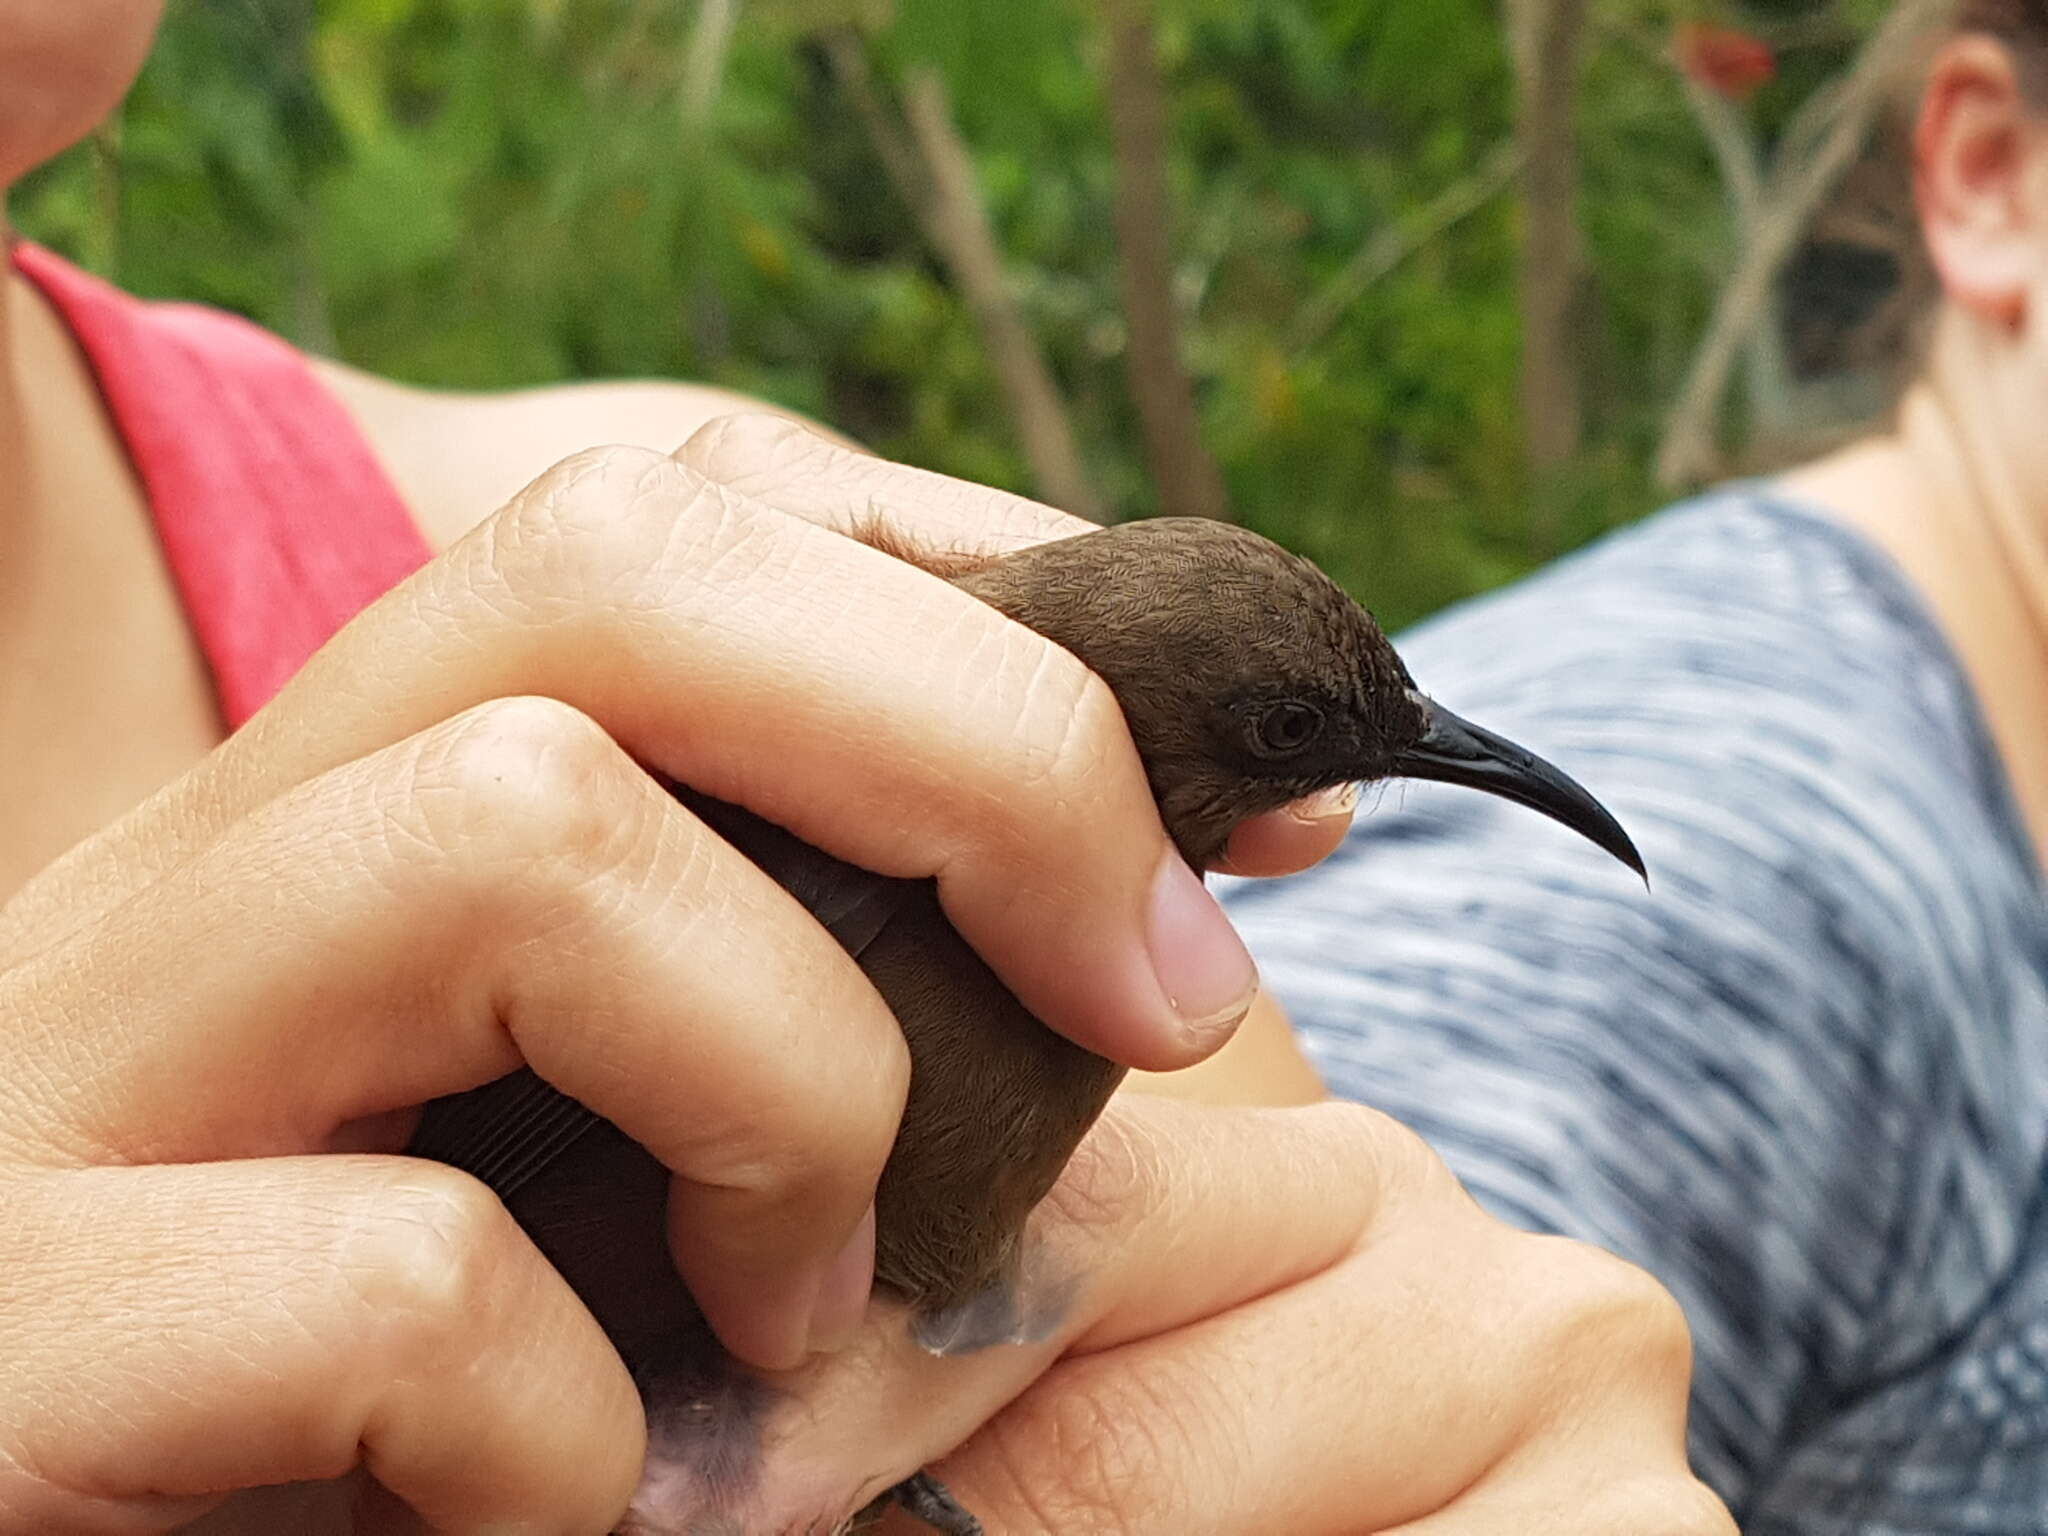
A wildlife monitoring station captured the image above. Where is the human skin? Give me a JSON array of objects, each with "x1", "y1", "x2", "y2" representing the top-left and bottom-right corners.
[
  {"x1": 303, "y1": 363, "x2": 1337, "y2": 1108},
  {"x1": 1779, "y1": 35, "x2": 2048, "y2": 868},
  {"x1": 0, "y1": 419, "x2": 1729, "y2": 1535},
  {"x1": 0, "y1": 8, "x2": 1721, "y2": 1533}
]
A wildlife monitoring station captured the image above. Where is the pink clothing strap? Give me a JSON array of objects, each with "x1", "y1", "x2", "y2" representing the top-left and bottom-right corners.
[{"x1": 13, "y1": 242, "x2": 430, "y2": 728}]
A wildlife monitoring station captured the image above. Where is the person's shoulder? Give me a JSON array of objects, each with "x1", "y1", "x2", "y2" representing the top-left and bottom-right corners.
[
  {"x1": 308, "y1": 359, "x2": 829, "y2": 550},
  {"x1": 1402, "y1": 483, "x2": 1936, "y2": 684},
  {"x1": 1397, "y1": 483, "x2": 2010, "y2": 816}
]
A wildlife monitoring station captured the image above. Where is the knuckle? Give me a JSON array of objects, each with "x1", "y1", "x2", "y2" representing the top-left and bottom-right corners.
[
  {"x1": 1298, "y1": 1100, "x2": 1468, "y2": 1225},
  {"x1": 404, "y1": 697, "x2": 643, "y2": 887},
  {"x1": 486, "y1": 444, "x2": 745, "y2": 604},
  {"x1": 1587, "y1": 1474, "x2": 1737, "y2": 1536},
  {"x1": 681, "y1": 410, "x2": 1076, "y2": 551},
  {"x1": 1313, "y1": 1100, "x2": 1446, "y2": 1187},
  {"x1": 687, "y1": 1079, "x2": 889, "y2": 1209},
  {"x1": 1667, "y1": 1477, "x2": 1741, "y2": 1536},
  {"x1": 493, "y1": 443, "x2": 671, "y2": 556},
  {"x1": 701, "y1": 1001, "x2": 912, "y2": 1210},
  {"x1": 1519, "y1": 1234, "x2": 1696, "y2": 1389},
  {"x1": 340, "y1": 1165, "x2": 524, "y2": 1355},
  {"x1": 678, "y1": 411, "x2": 830, "y2": 489},
  {"x1": 663, "y1": 1014, "x2": 910, "y2": 1211},
  {"x1": 834, "y1": 1028, "x2": 915, "y2": 1174},
  {"x1": 502, "y1": 442, "x2": 677, "y2": 537}
]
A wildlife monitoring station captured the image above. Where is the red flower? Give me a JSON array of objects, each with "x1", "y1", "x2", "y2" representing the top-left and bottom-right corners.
[{"x1": 1674, "y1": 21, "x2": 1777, "y2": 100}]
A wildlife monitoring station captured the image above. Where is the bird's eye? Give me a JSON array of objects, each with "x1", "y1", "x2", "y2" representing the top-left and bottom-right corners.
[{"x1": 1253, "y1": 701, "x2": 1323, "y2": 757}]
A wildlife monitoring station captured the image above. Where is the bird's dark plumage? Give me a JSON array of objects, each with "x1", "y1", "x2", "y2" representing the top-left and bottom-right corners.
[{"x1": 407, "y1": 517, "x2": 1643, "y2": 1534}]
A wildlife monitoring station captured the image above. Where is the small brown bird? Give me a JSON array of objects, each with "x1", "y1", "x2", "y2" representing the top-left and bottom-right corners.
[{"x1": 409, "y1": 517, "x2": 1643, "y2": 1535}]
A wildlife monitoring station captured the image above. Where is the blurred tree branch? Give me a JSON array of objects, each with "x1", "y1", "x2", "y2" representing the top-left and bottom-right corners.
[
  {"x1": 1507, "y1": 0, "x2": 1589, "y2": 505},
  {"x1": 824, "y1": 30, "x2": 925, "y2": 201},
  {"x1": 1104, "y1": 2, "x2": 1231, "y2": 521},
  {"x1": 825, "y1": 32, "x2": 1106, "y2": 522},
  {"x1": 680, "y1": 0, "x2": 742, "y2": 366},
  {"x1": 1655, "y1": 0, "x2": 1947, "y2": 489},
  {"x1": 1287, "y1": 138, "x2": 1524, "y2": 358},
  {"x1": 1679, "y1": 73, "x2": 1795, "y2": 441},
  {"x1": 682, "y1": 0, "x2": 742, "y2": 129},
  {"x1": 1681, "y1": 75, "x2": 1761, "y2": 228}
]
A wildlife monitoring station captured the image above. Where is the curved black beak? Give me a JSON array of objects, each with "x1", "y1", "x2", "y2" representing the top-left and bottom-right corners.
[{"x1": 1391, "y1": 696, "x2": 1646, "y2": 881}]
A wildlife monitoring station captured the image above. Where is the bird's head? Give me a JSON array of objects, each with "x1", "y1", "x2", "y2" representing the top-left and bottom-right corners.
[{"x1": 954, "y1": 518, "x2": 1643, "y2": 876}]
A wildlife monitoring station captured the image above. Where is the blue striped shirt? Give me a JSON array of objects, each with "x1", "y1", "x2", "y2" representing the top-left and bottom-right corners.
[{"x1": 1219, "y1": 489, "x2": 2048, "y2": 1532}]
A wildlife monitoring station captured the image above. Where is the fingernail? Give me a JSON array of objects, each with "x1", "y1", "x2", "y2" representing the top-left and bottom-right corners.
[
  {"x1": 1289, "y1": 781, "x2": 1361, "y2": 822},
  {"x1": 806, "y1": 1203, "x2": 875, "y2": 1355},
  {"x1": 1146, "y1": 848, "x2": 1259, "y2": 1047}
]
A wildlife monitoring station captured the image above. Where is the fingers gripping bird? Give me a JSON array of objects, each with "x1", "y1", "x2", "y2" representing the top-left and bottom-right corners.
[{"x1": 409, "y1": 518, "x2": 1645, "y2": 1535}]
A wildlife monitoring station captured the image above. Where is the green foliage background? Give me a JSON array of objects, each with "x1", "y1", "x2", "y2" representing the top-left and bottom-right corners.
[{"x1": 12, "y1": 0, "x2": 1896, "y2": 632}]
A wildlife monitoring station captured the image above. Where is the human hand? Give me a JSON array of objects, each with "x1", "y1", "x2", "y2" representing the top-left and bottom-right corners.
[
  {"x1": 0, "y1": 428, "x2": 1332, "y2": 1533},
  {"x1": 698, "y1": 1096, "x2": 1732, "y2": 1536}
]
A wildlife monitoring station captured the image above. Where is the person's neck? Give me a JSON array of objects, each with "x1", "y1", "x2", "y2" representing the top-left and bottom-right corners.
[
  {"x1": 1779, "y1": 306, "x2": 2048, "y2": 867},
  {"x1": 1915, "y1": 310, "x2": 2048, "y2": 665}
]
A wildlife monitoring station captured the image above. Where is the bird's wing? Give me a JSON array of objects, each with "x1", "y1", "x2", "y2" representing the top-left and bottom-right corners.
[
  {"x1": 407, "y1": 787, "x2": 916, "y2": 1201},
  {"x1": 406, "y1": 1066, "x2": 609, "y2": 1200}
]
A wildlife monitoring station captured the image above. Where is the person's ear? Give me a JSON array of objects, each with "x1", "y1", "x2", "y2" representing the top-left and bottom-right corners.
[{"x1": 1917, "y1": 35, "x2": 2048, "y2": 331}]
